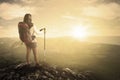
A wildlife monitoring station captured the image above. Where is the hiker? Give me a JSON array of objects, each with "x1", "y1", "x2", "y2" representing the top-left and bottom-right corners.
[{"x1": 18, "y1": 13, "x2": 45, "y2": 66}]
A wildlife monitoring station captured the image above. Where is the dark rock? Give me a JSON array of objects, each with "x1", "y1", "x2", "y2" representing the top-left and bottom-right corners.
[
  {"x1": 82, "y1": 71, "x2": 97, "y2": 80},
  {"x1": 44, "y1": 71, "x2": 54, "y2": 78},
  {"x1": 0, "y1": 63, "x2": 97, "y2": 80}
]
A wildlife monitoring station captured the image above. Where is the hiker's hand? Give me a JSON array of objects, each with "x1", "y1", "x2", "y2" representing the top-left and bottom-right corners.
[{"x1": 40, "y1": 28, "x2": 46, "y2": 31}]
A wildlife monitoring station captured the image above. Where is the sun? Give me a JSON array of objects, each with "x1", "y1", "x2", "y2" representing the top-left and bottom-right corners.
[{"x1": 71, "y1": 26, "x2": 88, "y2": 40}]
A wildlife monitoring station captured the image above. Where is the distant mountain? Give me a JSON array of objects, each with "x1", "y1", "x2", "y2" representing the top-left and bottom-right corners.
[{"x1": 86, "y1": 36, "x2": 120, "y2": 45}]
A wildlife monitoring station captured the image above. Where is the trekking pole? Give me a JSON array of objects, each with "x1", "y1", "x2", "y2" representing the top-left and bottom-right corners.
[
  {"x1": 44, "y1": 28, "x2": 46, "y2": 61},
  {"x1": 40, "y1": 28, "x2": 46, "y2": 61}
]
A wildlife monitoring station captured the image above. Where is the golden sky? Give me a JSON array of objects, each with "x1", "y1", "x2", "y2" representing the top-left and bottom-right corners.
[{"x1": 0, "y1": 0, "x2": 120, "y2": 37}]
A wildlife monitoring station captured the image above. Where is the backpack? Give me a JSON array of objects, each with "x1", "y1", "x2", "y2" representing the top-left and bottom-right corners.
[{"x1": 18, "y1": 22, "x2": 32, "y2": 44}]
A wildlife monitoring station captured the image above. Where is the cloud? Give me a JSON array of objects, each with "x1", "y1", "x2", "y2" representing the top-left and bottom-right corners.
[
  {"x1": 62, "y1": 15, "x2": 77, "y2": 20},
  {"x1": 0, "y1": 17, "x2": 22, "y2": 28},
  {"x1": 82, "y1": 3, "x2": 120, "y2": 20},
  {"x1": 0, "y1": 3, "x2": 35, "y2": 20},
  {"x1": 0, "y1": 0, "x2": 99, "y2": 20},
  {"x1": 0, "y1": 0, "x2": 22, "y2": 4},
  {"x1": 100, "y1": 0, "x2": 120, "y2": 4},
  {"x1": 0, "y1": 0, "x2": 120, "y2": 37},
  {"x1": 0, "y1": 26, "x2": 3, "y2": 29},
  {"x1": 0, "y1": 0, "x2": 33, "y2": 5}
]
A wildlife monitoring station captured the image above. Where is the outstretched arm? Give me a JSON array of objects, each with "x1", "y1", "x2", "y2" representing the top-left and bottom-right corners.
[
  {"x1": 40, "y1": 28, "x2": 46, "y2": 31},
  {"x1": 33, "y1": 25, "x2": 43, "y2": 35}
]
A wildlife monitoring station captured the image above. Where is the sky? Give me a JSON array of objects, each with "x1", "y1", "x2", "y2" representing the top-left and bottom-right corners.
[{"x1": 0, "y1": 0, "x2": 120, "y2": 37}]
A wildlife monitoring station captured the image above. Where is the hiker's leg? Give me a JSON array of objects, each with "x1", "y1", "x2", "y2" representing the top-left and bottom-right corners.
[
  {"x1": 32, "y1": 47, "x2": 39, "y2": 65},
  {"x1": 26, "y1": 46, "x2": 31, "y2": 64}
]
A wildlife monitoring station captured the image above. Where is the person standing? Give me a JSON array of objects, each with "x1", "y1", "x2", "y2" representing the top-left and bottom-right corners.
[{"x1": 18, "y1": 13, "x2": 45, "y2": 66}]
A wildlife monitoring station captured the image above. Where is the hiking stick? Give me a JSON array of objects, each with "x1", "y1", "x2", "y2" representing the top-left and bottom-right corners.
[
  {"x1": 44, "y1": 28, "x2": 46, "y2": 61},
  {"x1": 40, "y1": 28, "x2": 46, "y2": 61}
]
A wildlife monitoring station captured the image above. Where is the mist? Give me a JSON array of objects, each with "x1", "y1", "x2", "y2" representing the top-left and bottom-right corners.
[{"x1": 1, "y1": 36, "x2": 120, "y2": 80}]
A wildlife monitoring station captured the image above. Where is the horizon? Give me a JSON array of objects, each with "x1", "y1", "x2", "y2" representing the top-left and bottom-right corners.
[{"x1": 1, "y1": 35, "x2": 120, "y2": 46}]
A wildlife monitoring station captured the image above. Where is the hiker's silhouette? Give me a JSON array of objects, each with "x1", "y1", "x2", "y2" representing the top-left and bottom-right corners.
[{"x1": 18, "y1": 13, "x2": 42, "y2": 66}]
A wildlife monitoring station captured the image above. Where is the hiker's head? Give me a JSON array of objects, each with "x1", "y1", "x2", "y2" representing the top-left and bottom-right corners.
[{"x1": 23, "y1": 13, "x2": 33, "y2": 28}]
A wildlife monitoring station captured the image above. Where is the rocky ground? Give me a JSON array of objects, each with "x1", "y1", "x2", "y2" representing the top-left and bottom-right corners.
[{"x1": 0, "y1": 62, "x2": 97, "y2": 80}]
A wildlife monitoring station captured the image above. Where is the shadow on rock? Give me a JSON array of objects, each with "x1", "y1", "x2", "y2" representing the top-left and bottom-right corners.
[{"x1": 0, "y1": 62, "x2": 98, "y2": 80}]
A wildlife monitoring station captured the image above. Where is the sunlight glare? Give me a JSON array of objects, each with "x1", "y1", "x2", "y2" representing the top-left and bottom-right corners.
[{"x1": 72, "y1": 26, "x2": 88, "y2": 40}]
